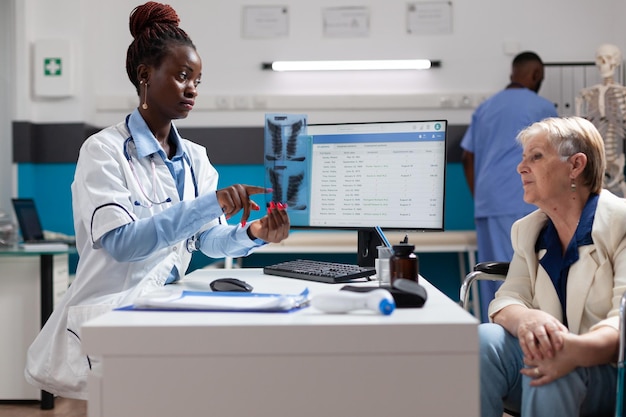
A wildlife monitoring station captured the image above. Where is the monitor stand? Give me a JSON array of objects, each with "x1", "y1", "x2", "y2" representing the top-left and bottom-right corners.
[{"x1": 357, "y1": 228, "x2": 383, "y2": 267}]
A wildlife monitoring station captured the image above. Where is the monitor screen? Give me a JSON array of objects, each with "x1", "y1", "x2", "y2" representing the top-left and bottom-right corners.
[
  {"x1": 307, "y1": 120, "x2": 446, "y2": 230},
  {"x1": 11, "y1": 198, "x2": 45, "y2": 241},
  {"x1": 264, "y1": 118, "x2": 447, "y2": 266},
  {"x1": 266, "y1": 119, "x2": 447, "y2": 230}
]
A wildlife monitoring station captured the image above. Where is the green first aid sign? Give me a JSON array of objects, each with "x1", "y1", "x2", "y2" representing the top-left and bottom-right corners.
[{"x1": 44, "y1": 57, "x2": 62, "y2": 76}]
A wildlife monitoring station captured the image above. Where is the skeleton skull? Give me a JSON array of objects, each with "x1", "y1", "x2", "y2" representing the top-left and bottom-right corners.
[{"x1": 595, "y1": 43, "x2": 622, "y2": 79}]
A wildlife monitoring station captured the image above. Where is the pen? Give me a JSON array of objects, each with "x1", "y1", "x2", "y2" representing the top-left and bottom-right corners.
[{"x1": 374, "y1": 226, "x2": 392, "y2": 248}]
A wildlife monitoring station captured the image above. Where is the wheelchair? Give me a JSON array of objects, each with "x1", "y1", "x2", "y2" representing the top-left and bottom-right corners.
[{"x1": 459, "y1": 262, "x2": 625, "y2": 417}]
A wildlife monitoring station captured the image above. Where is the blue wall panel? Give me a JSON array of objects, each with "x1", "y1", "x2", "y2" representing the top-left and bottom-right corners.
[
  {"x1": 17, "y1": 163, "x2": 76, "y2": 235},
  {"x1": 444, "y1": 163, "x2": 474, "y2": 230}
]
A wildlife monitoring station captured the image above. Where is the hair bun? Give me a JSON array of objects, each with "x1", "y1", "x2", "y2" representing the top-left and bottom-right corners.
[{"x1": 129, "y1": 1, "x2": 180, "y2": 39}]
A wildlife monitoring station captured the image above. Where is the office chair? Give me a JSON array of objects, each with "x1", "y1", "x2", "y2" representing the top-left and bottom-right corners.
[{"x1": 459, "y1": 262, "x2": 626, "y2": 417}]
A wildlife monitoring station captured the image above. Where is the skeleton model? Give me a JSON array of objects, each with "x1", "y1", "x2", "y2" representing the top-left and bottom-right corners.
[{"x1": 576, "y1": 43, "x2": 626, "y2": 197}]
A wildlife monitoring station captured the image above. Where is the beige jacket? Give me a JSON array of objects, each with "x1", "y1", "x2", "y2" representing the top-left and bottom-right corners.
[{"x1": 489, "y1": 190, "x2": 626, "y2": 335}]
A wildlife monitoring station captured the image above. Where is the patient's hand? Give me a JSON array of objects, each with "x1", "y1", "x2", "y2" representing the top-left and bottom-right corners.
[{"x1": 516, "y1": 309, "x2": 568, "y2": 361}]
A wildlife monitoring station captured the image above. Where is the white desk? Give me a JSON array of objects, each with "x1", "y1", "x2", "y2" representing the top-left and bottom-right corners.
[{"x1": 82, "y1": 268, "x2": 479, "y2": 417}]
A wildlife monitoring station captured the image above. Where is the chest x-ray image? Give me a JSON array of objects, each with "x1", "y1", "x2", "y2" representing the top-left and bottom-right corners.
[{"x1": 264, "y1": 114, "x2": 310, "y2": 212}]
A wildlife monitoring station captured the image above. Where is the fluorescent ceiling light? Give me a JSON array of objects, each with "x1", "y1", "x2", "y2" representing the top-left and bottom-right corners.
[{"x1": 262, "y1": 59, "x2": 440, "y2": 71}]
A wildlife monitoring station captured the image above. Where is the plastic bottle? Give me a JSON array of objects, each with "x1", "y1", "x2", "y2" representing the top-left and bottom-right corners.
[
  {"x1": 311, "y1": 289, "x2": 396, "y2": 315},
  {"x1": 0, "y1": 210, "x2": 17, "y2": 247},
  {"x1": 389, "y1": 243, "x2": 418, "y2": 284}
]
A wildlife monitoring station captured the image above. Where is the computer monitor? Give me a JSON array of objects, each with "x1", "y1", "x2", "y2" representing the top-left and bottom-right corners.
[
  {"x1": 11, "y1": 198, "x2": 46, "y2": 242},
  {"x1": 264, "y1": 118, "x2": 447, "y2": 266}
]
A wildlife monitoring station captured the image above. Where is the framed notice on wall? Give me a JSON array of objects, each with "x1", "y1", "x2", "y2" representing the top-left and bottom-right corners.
[
  {"x1": 407, "y1": 1, "x2": 453, "y2": 35},
  {"x1": 242, "y1": 6, "x2": 289, "y2": 39},
  {"x1": 322, "y1": 7, "x2": 370, "y2": 38}
]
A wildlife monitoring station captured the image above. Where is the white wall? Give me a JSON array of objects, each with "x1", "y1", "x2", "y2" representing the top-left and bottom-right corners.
[
  {"x1": 1, "y1": 0, "x2": 16, "y2": 214},
  {"x1": 12, "y1": 0, "x2": 626, "y2": 129}
]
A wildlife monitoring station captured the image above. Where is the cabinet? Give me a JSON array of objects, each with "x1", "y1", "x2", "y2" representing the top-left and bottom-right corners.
[
  {"x1": 0, "y1": 253, "x2": 69, "y2": 400},
  {"x1": 542, "y1": 61, "x2": 625, "y2": 117}
]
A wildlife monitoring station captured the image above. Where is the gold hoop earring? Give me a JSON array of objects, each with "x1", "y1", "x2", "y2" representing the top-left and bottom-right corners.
[{"x1": 140, "y1": 80, "x2": 148, "y2": 110}]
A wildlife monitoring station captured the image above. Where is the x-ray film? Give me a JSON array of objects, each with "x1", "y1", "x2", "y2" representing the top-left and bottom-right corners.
[{"x1": 264, "y1": 114, "x2": 311, "y2": 225}]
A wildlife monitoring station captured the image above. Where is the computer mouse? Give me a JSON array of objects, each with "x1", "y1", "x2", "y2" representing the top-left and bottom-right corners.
[{"x1": 210, "y1": 277, "x2": 254, "y2": 292}]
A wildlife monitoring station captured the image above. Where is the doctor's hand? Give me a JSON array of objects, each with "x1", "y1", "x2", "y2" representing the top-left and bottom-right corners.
[
  {"x1": 247, "y1": 202, "x2": 290, "y2": 243},
  {"x1": 216, "y1": 184, "x2": 267, "y2": 226}
]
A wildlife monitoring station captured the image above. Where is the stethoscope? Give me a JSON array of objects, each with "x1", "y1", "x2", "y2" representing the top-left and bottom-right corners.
[{"x1": 123, "y1": 116, "x2": 199, "y2": 208}]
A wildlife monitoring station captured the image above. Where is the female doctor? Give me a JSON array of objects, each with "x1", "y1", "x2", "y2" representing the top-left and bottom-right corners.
[{"x1": 25, "y1": 1, "x2": 290, "y2": 400}]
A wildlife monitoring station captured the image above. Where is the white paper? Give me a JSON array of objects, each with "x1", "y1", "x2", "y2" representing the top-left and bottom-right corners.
[
  {"x1": 242, "y1": 6, "x2": 289, "y2": 39},
  {"x1": 133, "y1": 289, "x2": 310, "y2": 312},
  {"x1": 322, "y1": 7, "x2": 370, "y2": 38},
  {"x1": 20, "y1": 242, "x2": 69, "y2": 252},
  {"x1": 407, "y1": 1, "x2": 453, "y2": 35}
]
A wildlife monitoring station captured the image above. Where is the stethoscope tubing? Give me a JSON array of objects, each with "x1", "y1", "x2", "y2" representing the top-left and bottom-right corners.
[{"x1": 123, "y1": 116, "x2": 199, "y2": 207}]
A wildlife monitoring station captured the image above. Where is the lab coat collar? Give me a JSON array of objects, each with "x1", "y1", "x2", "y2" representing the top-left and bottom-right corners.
[{"x1": 127, "y1": 109, "x2": 186, "y2": 160}]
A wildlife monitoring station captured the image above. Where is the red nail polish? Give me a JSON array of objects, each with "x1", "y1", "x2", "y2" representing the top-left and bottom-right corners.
[{"x1": 241, "y1": 220, "x2": 246, "y2": 227}]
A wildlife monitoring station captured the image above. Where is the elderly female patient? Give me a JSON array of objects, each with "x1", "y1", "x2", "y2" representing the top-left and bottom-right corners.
[{"x1": 480, "y1": 116, "x2": 624, "y2": 417}]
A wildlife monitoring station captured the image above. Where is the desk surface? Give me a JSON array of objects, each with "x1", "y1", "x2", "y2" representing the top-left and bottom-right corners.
[
  {"x1": 82, "y1": 269, "x2": 479, "y2": 417},
  {"x1": 254, "y1": 229, "x2": 476, "y2": 253},
  {"x1": 83, "y1": 269, "x2": 477, "y2": 356}
]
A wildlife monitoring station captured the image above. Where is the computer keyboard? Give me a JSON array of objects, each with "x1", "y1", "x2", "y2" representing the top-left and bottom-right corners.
[{"x1": 263, "y1": 259, "x2": 376, "y2": 284}]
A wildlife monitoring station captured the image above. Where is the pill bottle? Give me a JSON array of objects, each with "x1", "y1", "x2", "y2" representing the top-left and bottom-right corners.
[{"x1": 389, "y1": 243, "x2": 418, "y2": 284}]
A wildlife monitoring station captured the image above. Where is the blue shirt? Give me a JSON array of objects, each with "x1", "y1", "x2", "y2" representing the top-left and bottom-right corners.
[
  {"x1": 125, "y1": 110, "x2": 187, "y2": 200},
  {"x1": 536, "y1": 193, "x2": 598, "y2": 326},
  {"x1": 100, "y1": 110, "x2": 265, "y2": 283},
  {"x1": 460, "y1": 87, "x2": 558, "y2": 217}
]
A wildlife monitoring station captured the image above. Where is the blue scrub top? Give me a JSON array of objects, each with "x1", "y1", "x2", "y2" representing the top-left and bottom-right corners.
[{"x1": 460, "y1": 88, "x2": 558, "y2": 217}]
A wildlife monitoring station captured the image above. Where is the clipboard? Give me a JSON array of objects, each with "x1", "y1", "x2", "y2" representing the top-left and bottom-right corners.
[{"x1": 120, "y1": 288, "x2": 310, "y2": 313}]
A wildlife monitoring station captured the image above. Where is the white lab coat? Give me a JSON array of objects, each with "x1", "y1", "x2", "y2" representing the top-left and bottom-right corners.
[{"x1": 25, "y1": 116, "x2": 223, "y2": 400}]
